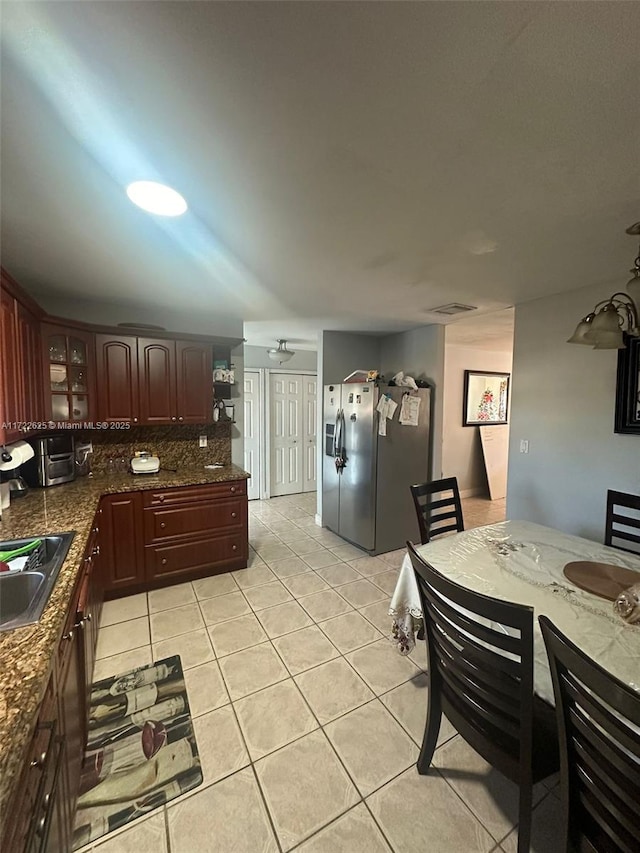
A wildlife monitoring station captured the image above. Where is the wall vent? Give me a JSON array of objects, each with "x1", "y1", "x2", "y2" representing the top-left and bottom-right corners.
[{"x1": 429, "y1": 303, "x2": 477, "y2": 315}]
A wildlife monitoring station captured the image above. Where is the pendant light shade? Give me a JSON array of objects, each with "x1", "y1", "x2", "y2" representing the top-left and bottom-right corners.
[
  {"x1": 567, "y1": 222, "x2": 640, "y2": 350},
  {"x1": 267, "y1": 340, "x2": 295, "y2": 364}
]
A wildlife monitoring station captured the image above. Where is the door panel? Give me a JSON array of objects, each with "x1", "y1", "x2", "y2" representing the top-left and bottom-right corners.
[
  {"x1": 321, "y1": 384, "x2": 341, "y2": 533},
  {"x1": 176, "y1": 341, "x2": 213, "y2": 423},
  {"x1": 138, "y1": 338, "x2": 176, "y2": 424},
  {"x1": 339, "y1": 384, "x2": 376, "y2": 550},
  {"x1": 96, "y1": 335, "x2": 139, "y2": 423},
  {"x1": 270, "y1": 373, "x2": 303, "y2": 496},
  {"x1": 303, "y1": 377, "x2": 317, "y2": 493},
  {"x1": 243, "y1": 371, "x2": 261, "y2": 501}
]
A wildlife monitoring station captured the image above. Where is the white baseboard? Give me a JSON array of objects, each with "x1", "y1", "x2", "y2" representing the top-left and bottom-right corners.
[{"x1": 315, "y1": 513, "x2": 322, "y2": 527}]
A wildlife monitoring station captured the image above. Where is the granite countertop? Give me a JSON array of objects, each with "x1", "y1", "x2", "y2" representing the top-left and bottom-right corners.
[{"x1": 0, "y1": 464, "x2": 249, "y2": 816}]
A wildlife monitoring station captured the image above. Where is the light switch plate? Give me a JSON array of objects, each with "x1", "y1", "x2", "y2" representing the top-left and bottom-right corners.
[
  {"x1": 520, "y1": 439, "x2": 529, "y2": 454},
  {"x1": 199, "y1": 435, "x2": 207, "y2": 448}
]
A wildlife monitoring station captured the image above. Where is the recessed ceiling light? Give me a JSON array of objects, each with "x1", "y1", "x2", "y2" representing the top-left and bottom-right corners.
[{"x1": 126, "y1": 181, "x2": 187, "y2": 216}]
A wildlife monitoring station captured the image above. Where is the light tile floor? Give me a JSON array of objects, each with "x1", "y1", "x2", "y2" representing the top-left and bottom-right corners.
[{"x1": 84, "y1": 492, "x2": 563, "y2": 853}]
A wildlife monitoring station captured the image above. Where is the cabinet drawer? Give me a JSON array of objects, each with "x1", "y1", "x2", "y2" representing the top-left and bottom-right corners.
[
  {"x1": 142, "y1": 480, "x2": 246, "y2": 507},
  {"x1": 145, "y1": 533, "x2": 246, "y2": 581},
  {"x1": 144, "y1": 498, "x2": 245, "y2": 543}
]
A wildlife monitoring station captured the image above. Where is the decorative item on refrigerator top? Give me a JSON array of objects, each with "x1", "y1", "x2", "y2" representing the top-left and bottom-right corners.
[{"x1": 130, "y1": 451, "x2": 160, "y2": 474}]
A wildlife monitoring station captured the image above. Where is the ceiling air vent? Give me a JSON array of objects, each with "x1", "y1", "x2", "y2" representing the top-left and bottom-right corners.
[{"x1": 429, "y1": 303, "x2": 477, "y2": 316}]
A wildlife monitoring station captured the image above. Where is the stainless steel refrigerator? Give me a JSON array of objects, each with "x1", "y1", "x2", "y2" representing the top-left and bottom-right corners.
[{"x1": 322, "y1": 383, "x2": 431, "y2": 555}]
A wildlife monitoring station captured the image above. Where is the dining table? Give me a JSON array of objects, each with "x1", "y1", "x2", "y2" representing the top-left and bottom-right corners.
[{"x1": 389, "y1": 520, "x2": 640, "y2": 705}]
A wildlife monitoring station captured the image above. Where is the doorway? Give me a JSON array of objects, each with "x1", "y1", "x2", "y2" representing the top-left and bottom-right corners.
[
  {"x1": 269, "y1": 372, "x2": 317, "y2": 497},
  {"x1": 243, "y1": 369, "x2": 317, "y2": 500}
]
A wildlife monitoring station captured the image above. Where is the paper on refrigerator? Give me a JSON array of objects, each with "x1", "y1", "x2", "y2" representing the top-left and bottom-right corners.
[
  {"x1": 399, "y1": 394, "x2": 421, "y2": 426},
  {"x1": 376, "y1": 395, "x2": 398, "y2": 436}
]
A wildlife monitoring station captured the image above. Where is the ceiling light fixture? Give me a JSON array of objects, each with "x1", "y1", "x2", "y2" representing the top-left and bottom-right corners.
[
  {"x1": 267, "y1": 340, "x2": 295, "y2": 364},
  {"x1": 126, "y1": 181, "x2": 188, "y2": 216},
  {"x1": 567, "y1": 222, "x2": 640, "y2": 349}
]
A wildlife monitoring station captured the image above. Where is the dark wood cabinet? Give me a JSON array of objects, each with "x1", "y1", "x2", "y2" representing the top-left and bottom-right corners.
[
  {"x1": 77, "y1": 517, "x2": 103, "y2": 739},
  {"x1": 98, "y1": 335, "x2": 214, "y2": 425},
  {"x1": 95, "y1": 334, "x2": 139, "y2": 424},
  {"x1": 1, "y1": 286, "x2": 22, "y2": 443},
  {"x1": 17, "y1": 304, "x2": 43, "y2": 427},
  {"x1": 41, "y1": 322, "x2": 95, "y2": 424},
  {"x1": 101, "y1": 481, "x2": 248, "y2": 597},
  {"x1": 1, "y1": 284, "x2": 43, "y2": 443},
  {"x1": 138, "y1": 338, "x2": 213, "y2": 424},
  {"x1": 100, "y1": 492, "x2": 145, "y2": 593},
  {"x1": 138, "y1": 338, "x2": 177, "y2": 424},
  {"x1": 56, "y1": 583, "x2": 84, "y2": 852},
  {"x1": 176, "y1": 340, "x2": 214, "y2": 423}
]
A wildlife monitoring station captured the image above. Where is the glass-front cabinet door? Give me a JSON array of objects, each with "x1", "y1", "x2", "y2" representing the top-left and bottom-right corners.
[{"x1": 42, "y1": 323, "x2": 95, "y2": 424}]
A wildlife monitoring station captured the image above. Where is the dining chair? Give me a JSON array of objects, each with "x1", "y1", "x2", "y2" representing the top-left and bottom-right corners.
[
  {"x1": 539, "y1": 616, "x2": 640, "y2": 852},
  {"x1": 407, "y1": 542, "x2": 559, "y2": 853},
  {"x1": 604, "y1": 489, "x2": 640, "y2": 555},
  {"x1": 409, "y1": 477, "x2": 464, "y2": 544}
]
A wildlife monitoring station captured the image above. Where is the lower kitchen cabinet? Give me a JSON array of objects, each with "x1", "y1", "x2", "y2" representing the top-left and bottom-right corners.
[
  {"x1": 100, "y1": 492, "x2": 146, "y2": 594},
  {"x1": 102, "y1": 479, "x2": 249, "y2": 598},
  {"x1": 56, "y1": 579, "x2": 85, "y2": 851}
]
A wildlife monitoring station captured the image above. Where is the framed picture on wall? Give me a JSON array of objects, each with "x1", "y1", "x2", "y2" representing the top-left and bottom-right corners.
[
  {"x1": 614, "y1": 334, "x2": 640, "y2": 435},
  {"x1": 463, "y1": 370, "x2": 510, "y2": 426}
]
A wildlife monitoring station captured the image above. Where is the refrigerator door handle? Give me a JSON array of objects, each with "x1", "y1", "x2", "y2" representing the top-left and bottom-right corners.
[{"x1": 334, "y1": 408, "x2": 342, "y2": 457}]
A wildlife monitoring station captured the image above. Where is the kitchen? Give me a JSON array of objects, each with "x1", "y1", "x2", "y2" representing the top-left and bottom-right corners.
[{"x1": 2, "y1": 2, "x2": 640, "y2": 853}]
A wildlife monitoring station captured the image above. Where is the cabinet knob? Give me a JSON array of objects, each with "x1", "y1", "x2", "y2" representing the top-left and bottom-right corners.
[
  {"x1": 231, "y1": 512, "x2": 237, "y2": 519},
  {"x1": 85, "y1": 612, "x2": 92, "y2": 622},
  {"x1": 30, "y1": 751, "x2": 47, "y2": 769},
  {"x1": 172, "y1": 417, "x2": 177, "y2": 421},
  {"x1": 161, "y1": 558, "x2": 167, "y2": 565},
  {"x1": 42, "y1": 793, "x2": 51, "y2": 809},
  {"x1": 35, "y1": 815, "x2": 46, "y2": 835},
  {"x1": 230, "y1": 487, "x2": 236, "y2": 493},
  {"x1": 159, "y1": 495, "x2": 165, "y2": 503},
  {"x1": 62, "y1": 630, "x2": 74, "y2": 642},
  {"x1": 92, "y1": 526, "x2": 99, "y2": 533},
  {"x1": 93, "y1": 545, "x2": 100, "y2": 556},
  {"x1": 160, "y1": 522, "x2": 166, "y2": 529},
  {"x1": 232, "y1": 544, "x2": 237, "y2": 551},
  {"x1": 133, "y1": 418, "x2": 138, "y2": 423},
  {"x1": 178, "y1": 416, "x2": 184, "y2": 422}
]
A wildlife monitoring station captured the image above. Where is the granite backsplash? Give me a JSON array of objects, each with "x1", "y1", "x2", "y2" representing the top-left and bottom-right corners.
[{"x1": 75, "y1": 422, "x2": 232, "y2": 472}]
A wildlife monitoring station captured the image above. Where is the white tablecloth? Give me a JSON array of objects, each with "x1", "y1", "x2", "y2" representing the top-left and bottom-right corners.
[{"x1": 390, "y1": 520, "x2": 640, "y2": 705}]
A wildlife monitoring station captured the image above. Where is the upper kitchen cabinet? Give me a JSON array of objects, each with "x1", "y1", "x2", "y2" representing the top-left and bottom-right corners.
[
  {"x1": 98, "y1": 335, "x2": 214, "y2": 424},
  {"x1": 138, "y1": 338, "x2": 177, "y2": 424},
  {"x1": 138, "y1": 338, "x2": 213, "y2": 424},
  {"x1": 42, "y1": 323, "x2": 96, "y2": 424},
  {"x1": 176, "y1": 340, "x2": 214, "y2": 423},
  {"x1": 95, "y1": 334, "x2": 140, "y2": 424},
  {"x1": 1, "y1": 271, "x2": 44, "y2": 443}
]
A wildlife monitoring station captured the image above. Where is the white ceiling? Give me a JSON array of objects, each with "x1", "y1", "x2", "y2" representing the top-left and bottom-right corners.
[{"x1": 1, "y1": 2, "x2": 638, "y2": 350}]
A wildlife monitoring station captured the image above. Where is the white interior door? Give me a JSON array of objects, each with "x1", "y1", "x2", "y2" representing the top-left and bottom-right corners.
[
  {"x1": 303, "y1": 377, "x2": 317, "y2": 493},
  {"x1": 270, "y1": 373, "x2": 303, "y2": 496},
  {"x1": 243, "y1": 370, "x2": 261, "y2": 500}
]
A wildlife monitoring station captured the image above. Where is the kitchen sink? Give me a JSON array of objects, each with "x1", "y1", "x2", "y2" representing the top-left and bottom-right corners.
[{"x1": 0, "y1": 532, "x2": 76, "y2": 631}]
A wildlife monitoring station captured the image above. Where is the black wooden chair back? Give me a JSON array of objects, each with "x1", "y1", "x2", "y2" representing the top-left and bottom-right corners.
[
  {"x1": 540, "y1": 616, "x2": 640, "y2": 853},
  {"x1": 409, "y1": 477, "x2": 464, "y2": 544},
  {"x1": 604, "y1": 489, "x2": 640, "y2": 555},
  {"x1": 407, "y1": 542, "x2": 558, "y2": 853}
]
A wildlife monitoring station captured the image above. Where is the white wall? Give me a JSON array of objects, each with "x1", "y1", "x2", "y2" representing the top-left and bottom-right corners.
[
  {"x1": 244, "y1": 345, "x2": 318, "y2": 371},
  {"x1": 230, "y1": 343, "x2": 244, "y2": 469},
  {"x1": 507, "y1": 283, "x2": 640, "y2": 542},
  {"x1": 380, "y1": 325, "x2": 445, "y2": 479},
  {"x1": 442, "y1": 343, "x2": 513, "y2": 496}
]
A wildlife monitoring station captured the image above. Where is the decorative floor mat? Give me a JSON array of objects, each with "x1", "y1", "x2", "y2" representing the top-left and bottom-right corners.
[{"x1": 72, "y1": 655, "x2": 202, "y2": 849}]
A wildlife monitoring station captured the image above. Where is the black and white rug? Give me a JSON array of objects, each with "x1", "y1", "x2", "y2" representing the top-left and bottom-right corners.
[{"x1": 73, "y1": 655, "x2": 202, "y2": 849}]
